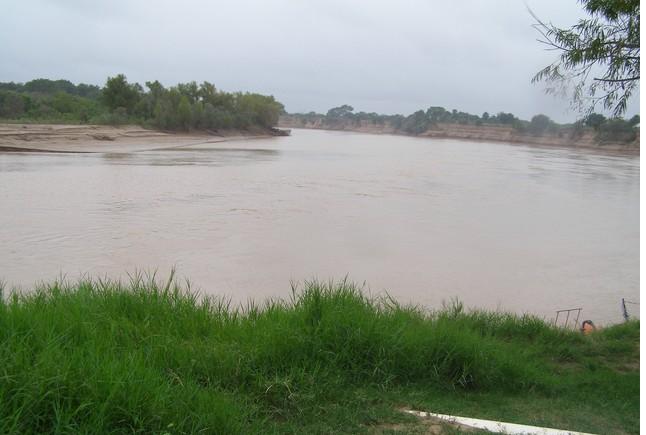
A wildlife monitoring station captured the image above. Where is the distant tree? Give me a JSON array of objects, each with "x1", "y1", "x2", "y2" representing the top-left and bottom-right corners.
[
  {"x1": 23, "y1": 79, "x2": 75, "y2": 95},
  {"x1": 0, "y1": 82, "x2": 23, "y2": 92},
  {"x1": 0, "y1": 76, "x2": 285, "y2": 130},
  {"x1": 75, "y1": 83, "x2": 101, "y2": 99},
  {"x1": 528, "y1": 114, "x2": 553, "y2": 134},
  {"x1": 132, "y1": 80, "x2": 164, "y2": 119},
  {"x1": 177, "y1": 81, "x2": 200, "y2": 104},
  {"x1": 596, "y1": 117, "x2": 637, "y2": 142},
  {"x1": 326, "y1": 105, "x2": 354, "y2": 119},
  {"x1": 198, "y1": 82, "x2": 217, "y2": 101},
  {"x1": 401, "y1": 110, "x2": 431, "y2": 134},
  {"x1": 145, "y1": 80, "x2": 165, "y2": 100},
  {"x1": 482, "y1": 112, "x2": 490, "y2": 121},
  {"x1": 569, "y1": 119, "x2": 587, "y2": 138},
  {"x1": 101, "y1": 74, "x2": 142, "y2": 114},
  {"x1": 426, "y1": 106, "x2": 450, "y2": 123},
  {"x1": 584, "y1": 112, "x2": 607, "y2": 129},
  {"x1": 0, "y1": 91, "x2": 27, "y2": 118},
  {"x1": 201, "y1": 102, "x2": 217, "y2": 129},
  {"x1": 495, "y1": 112, "x2": 517, "y2": 124},
  {"x1": 49, "y1": 92, "x2": 77, "y2": 114},
  {"x1": 532, "y1": 0, "x2": 640, "y2": 116},
  {"x1": 628, "y1": 114, "x2": 640, "y2": 126},
  {"x1": 389, "y1": 114, "x2": 405, "y2": 130}
]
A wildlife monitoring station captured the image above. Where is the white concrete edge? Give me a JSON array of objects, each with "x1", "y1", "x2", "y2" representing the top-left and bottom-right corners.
[{"x1": 403, "y1": 409, "x2": 597, "y2": 435}]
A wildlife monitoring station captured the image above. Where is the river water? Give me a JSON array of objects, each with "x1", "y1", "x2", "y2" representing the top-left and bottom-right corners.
[{"x1": 0, "y1": 129, "x2": 639, "y2": 323}]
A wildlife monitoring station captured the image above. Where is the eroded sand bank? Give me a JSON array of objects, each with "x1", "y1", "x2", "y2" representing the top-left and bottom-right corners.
[
  {"x1": 279, "y1": 117, "x2": 640, "y2": 154},
  {"x1": 0, "y1": 124, "x2": 273, "y2": 153}
]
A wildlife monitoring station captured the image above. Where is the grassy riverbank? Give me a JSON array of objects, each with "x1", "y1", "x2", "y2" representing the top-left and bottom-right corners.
[{"x1": 0, "y1": 277, "x2": 639, "y2": 434}]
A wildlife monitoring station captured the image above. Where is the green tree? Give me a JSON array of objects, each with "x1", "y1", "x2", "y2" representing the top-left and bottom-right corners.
[
  {"x1": 528, "y1": 114, "x2": 553, "y2": 135},
  {"x1": 177, "y1": 81, "x2": 199, "y2": 104},
  {"x1": 326, "y1": 105, "x2": 354, "y2": 119},
  {"x1": 401, "y1": 110, "x2": 431, "y2": 134},
  {"x1": 177, "y1": 96, "x2": 192, "y2": 131},
  {"x1": 596, "y1": 117, "x2": 637, "y2": 142},
  {"x1": 198, "y1": 82, "x2": 217, "y2": 102},
  {"x1": 426, "y1": 106, "x2": 450, "y2": 123},
  {"x1": 494, "y1": 112, "x2": 517, "y2": 124},
  {"x1": 0, "y1": 91, "x2": 28, "y2": 118},
  {"x1": 50, "y1": 92, "x2": 76, "y2": 114},
  {"x1": 532, "y1": 0, "x2": 640, "y2": 116},
  {"x1": 23, "y1": 79, "x2": 75, "y2": 95},
  {"x1": 584, "y1": 112, "x2": 607, "y2": 128},
  {"x1": 101, "y1": 74, "x2": 142, "y2": 114},
  {"x1": 75, "y1": 83, "x2": 101, "y2": 99}
]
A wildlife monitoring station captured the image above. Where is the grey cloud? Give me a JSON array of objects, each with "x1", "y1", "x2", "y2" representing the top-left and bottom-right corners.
[{"x1": 0, "y1": 0, "x2": 638, "y2": 122}]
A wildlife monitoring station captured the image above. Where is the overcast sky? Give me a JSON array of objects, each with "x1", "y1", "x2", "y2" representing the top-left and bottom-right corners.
[{"x1": 1, "y1": 0, "x2": 639, "y2": 122}]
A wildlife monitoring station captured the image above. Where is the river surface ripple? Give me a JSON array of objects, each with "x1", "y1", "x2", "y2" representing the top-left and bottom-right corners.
[{"x1": 0, "y1": 129, "x2": 639, "y2": 324}]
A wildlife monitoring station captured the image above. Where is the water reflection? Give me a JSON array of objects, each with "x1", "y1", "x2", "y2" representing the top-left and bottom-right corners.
[{"x1": 101, "y1": 148, "x2": 280, "y2": 167}]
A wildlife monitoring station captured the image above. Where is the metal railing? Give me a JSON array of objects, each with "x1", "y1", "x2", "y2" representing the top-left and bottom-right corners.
[
  {"x1": 621, "y1": 298, "x2": 639, "y2": 321},
  {"x1": 553, "y1": 307, "x2": 582, "y2": 330}
]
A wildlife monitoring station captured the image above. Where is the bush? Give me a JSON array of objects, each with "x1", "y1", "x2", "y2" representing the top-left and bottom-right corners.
[{"x1": 596, "y1": 118, "x2": 637, "y2": 142}]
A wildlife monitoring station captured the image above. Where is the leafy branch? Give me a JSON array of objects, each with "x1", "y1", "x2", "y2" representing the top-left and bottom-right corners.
[{"x1": 530, "y1": 0, "x2": 639, "y2": 117}]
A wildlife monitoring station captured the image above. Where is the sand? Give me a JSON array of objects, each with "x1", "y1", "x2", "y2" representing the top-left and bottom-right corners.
[{"x1": 0, "y1": 124, "x2": 273, "y2": 153}]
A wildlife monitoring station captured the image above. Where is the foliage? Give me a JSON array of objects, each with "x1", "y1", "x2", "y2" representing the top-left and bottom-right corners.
[
  {"x1": 492, "y1": 112, "x2": 518, "y2": 124},
  {"x1": 528, "y1": 114, "x2": 556, "y2": 135},
  {"x1": 0, "y1": 91, "x2": 29, "y2": 118},
  {"x1": 580, "y1": 112, "x2": 637, "y2": 142},
  {"x1": 0, "y1": 277, "x2": 639, "y2": 434},
  {"x1": 288, "y1": 103, "x2": 637, "y2": 143},
  {"x1": 401, "y1": 110, "x2": 432, "y2": 134},
  {"x1": 596, "y1": 117, "x2": 637, "y2": 142},
  {"x1": 326, "y1": 104, "x2": 354, "y2": 119},
  {"x1": 532, "y1": 0, "x2": 640, "y2": 116},
  {"x1": 0, "y1": 76, "x2": 284, "y2": 132},
  {"x1": 0, "y1": 79, "x2": 101, "y2": 99},
  {"x1": 101, "y1": 74, "x2": 143, "y2": 115},
  {"x1": 584, "y1": 112, "x2": 607, "y2": 128}
]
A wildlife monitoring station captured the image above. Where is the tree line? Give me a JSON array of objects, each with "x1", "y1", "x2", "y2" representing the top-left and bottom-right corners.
[
  {"x1": 289, "y1": 105, "x2": 639, "y2": 142},
  {"x1": 0, "y1": 75, "x2": 285, "y2": 131}
]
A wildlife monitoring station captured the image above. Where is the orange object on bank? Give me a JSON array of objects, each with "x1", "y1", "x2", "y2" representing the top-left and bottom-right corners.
[{"x1": 581, "y1": 320, "x2": 595, "y2": 334}]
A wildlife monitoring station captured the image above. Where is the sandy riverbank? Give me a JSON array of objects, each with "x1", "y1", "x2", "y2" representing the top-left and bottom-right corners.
[{"x1": 0, "y1": 124, "x2": 275, "y2": 153}]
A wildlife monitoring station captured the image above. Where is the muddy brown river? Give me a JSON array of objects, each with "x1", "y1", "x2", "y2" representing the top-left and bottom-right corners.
[{"x1": 0, "y1": 129, "x2": 639, "y2": 324}]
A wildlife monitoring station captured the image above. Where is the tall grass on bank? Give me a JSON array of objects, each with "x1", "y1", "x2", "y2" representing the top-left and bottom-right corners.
[{"x1": 0, "y1": 276, "x2": 639, "y2": 434}]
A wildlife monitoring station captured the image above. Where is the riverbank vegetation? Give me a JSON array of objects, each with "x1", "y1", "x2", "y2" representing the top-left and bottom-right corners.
[
  {"x1": 287, "y1": 104, "x2": 640, "y2": 143},
  {"x1": 0, "y1": 276, "x2": 638, "y2": 434},
  {"x1": 0, "y1": 76, "x2": 284, "y2": 132}
]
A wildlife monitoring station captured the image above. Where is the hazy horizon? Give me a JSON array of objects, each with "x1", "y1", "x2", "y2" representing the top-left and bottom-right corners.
[{"x1": 1, "y1": 0, "x2": 639, "y2": 123}]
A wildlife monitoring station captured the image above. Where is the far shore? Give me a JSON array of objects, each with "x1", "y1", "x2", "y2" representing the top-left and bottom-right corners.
[
  {"x1": 279, "y1": 118, "x2": 641, "y2": 155},
  {"x1": 0, "y1": 123, "x2": 277, "y2": 153}
]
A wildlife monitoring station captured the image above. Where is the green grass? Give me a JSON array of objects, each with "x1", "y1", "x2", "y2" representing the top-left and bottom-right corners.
[{"x1": 0, "y1": 275, "x2": 639, "y2": 434}]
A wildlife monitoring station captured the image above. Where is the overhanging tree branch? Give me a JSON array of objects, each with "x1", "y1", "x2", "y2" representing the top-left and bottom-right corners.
[
  {"x1": 593, "y1": 76, "x2": 639, "y2": 82},
  {"x1": 531, "y1": 0, "x2": 640, "y2": 117}
]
